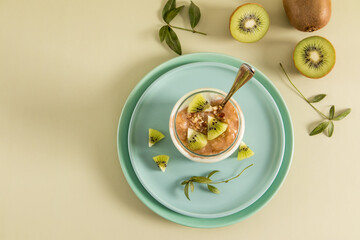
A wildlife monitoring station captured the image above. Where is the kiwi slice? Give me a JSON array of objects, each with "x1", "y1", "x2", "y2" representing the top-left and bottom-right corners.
[
  {"x1": 187, "y1": 128, "x2": 208, "y2": 151},
  {"x1": 148, "y1": 128, "x2": 165, "y2": 147},
  {"x1": 152, "y1": 155, "x2": 169, "y2": 172},
  {"x1": 237, "y1": 141, "x2": 254, "y2": 160},
  {"x1": 187, "y1": 93, "x2": 212, "y2": 113},
  {"x1": 207, "y1": 116, "x2": 228, "y2": 140},
  {"x1": 293, "y1": 36, "x2": 336, "y2": 78},
  {"x1": 229, "y1": 3, "x2": 270, "y2": 43}
]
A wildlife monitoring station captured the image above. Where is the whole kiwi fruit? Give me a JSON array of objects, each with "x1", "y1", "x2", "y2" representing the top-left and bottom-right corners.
[{"x1": 283, "y1": 0, "x2": 331, "y2": 32}]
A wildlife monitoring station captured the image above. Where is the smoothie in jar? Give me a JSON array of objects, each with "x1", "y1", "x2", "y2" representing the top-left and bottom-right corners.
[
  {"x1": 175, "y1": 95, "x2": 239, "y2": 155},
  {"x1": 169, "y1": 89, "x2": 245, "y2": 163}
]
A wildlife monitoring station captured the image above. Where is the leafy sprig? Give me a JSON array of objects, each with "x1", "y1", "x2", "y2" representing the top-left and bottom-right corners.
[
  {"x1": 280, "y1": 63, "x2": 351, "y2": 137},
  {"x1": 159, "y1": 0, "x2": 206, "y2": 55},
  {"x1": 181, "y1": 164, "x2": 253, "y2": 200}
]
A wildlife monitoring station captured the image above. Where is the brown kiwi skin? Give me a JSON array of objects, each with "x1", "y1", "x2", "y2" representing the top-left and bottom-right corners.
[
  {"x1": 229, "y1": 3, "x2": 269, "y2": 42},
  {"x1": 293, "y1": 36, "x2": 336, "y2": 79},
  {"x1": 283, "y1": 0, "x2": 331, "y2": 32}
]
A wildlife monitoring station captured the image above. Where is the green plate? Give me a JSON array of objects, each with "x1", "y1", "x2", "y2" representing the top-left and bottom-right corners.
[
  {"x1": 117, "y1": 53, "x2": 294, "y2": 228},
  {"x1": 128, "y1": 62, "x2": 285, "y2": 218}
]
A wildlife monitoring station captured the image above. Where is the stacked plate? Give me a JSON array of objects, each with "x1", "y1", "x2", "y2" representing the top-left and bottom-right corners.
[{"x1": 117, "y1": 53, "x2": 294, "y2": 228}]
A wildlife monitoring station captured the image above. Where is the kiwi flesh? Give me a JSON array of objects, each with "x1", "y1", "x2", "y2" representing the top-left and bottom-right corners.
[
  {"x1": 187, "y1": 128, "x2": 207, "y2": 151},
  {"x1": 152, "y1": 155, "x2": 169, "y2": 172},
  {"x1": 207, "y1": 116, "x2": 228, "y2": 140},
  {"x1": 293, "y1": 36, "x2": 335, "y2": 79},
  {"x1": 149, "y1": 128, "x2": 165, "y2": 147},
  {"x1": 229, "y1": 3, "x2": 270, "y2": 43},
  {"x1": 237, "y1": 141, "x2": 254, "y2": 160},
  {"x1": 187, "y1": 94, "x2": 211, "y2": 113}
]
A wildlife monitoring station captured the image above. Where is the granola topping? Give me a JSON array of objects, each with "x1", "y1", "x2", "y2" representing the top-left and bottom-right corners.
[
  {"x1": 175, "y1": 96, "x2": 239, "y2": 155},
  {"x1": 185, "y1": 103, "x2": 227, "y2": 135}
]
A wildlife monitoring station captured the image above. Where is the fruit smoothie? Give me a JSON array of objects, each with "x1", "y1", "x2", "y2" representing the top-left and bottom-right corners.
[{"x1": 175, "y1": 95, "x2": 239, "y2": 155}]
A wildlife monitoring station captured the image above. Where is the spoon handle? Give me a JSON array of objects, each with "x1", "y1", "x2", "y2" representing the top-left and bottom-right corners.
[{"x1": 220, "y1": 63, "x2": 255, "y2": 108}]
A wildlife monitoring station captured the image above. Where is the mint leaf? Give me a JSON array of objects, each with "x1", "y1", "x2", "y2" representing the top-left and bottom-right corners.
[
  {"x1": 333, "y1": 109, "x2": 351, "y2": 121},
  {"x1": 164, "y1": 6, "x2": 184, "y2": 24},
  {"x1": 309, "y1": 94, "x2": 326, "y2": 103},
  {"x1": 165, "y1": 27, "x2": 182, "y2": 55},
  {"x1": 189, "y1": 1, "x2": 201, "y2": 29},
  {"x1": 159, "y1": 25, "x2": 168, "y2": 42},
  {"x1": 328, "y1": 121, "x2": 334, "y2": 137},
  {"x1": 207, "y1": 170, "x2": 219, "y2": 178},
  {"x1": 329, "y1": 105, "x2": 335, "y2": 119},
  {"x1": 207, "y1": 185, "x2": 220, "y2": 194},
  {"x1": 190, "y1": 176, "x2": 212, "y2": 184},
  {"x1": 310, "y1": 121, "x2": 329, "y2": 136},
  {"x1": 162, "y1": 0, "x2": 176, "y2": 21}
]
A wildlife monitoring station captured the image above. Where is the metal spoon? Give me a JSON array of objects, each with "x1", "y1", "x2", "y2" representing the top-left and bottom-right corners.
[{"x1": 219, "y1": 63, "x2": 255, "y2": 109}]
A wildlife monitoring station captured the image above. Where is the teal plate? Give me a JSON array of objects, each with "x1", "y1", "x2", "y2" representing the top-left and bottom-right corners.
[
  {"x1": 117, "y1": 53, "x2": 294, "y2": 228},
  {"x1": 128, "y1": 62, "x2": 285, "y2": 218}
]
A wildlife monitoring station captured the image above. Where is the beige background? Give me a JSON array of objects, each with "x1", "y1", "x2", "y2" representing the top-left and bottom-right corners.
[{"x1": 1, "y1": 0, "x2": 359, "y2": 239}]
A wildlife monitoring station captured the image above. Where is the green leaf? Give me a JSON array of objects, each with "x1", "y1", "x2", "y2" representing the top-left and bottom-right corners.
[
  {"x1": 207, "y1": 170, "x2": 219, "y2": 179},
  {"x1": 333, "y1": 109, "x2": 351, "y2": 121},
  {"x1": 164, "y1": 6, "x2": 184, "y2": 24},
  {"x1": 162, "y1": 0, "x2": 176, "y2": 21},
  {"x1": 184, "y1": 182, "x2": 190, "y2": 200},
  {"x1": 328, "y1": 121, "x2": 334, "y2": 137},
  {"x1": 165, "y1": 27, "x2": 182, "y2": 55},
  {"x1": 329, "y1": 105, "x2": 335, "y2": 120},
  {"x1": 309, "y1": 121, "x2": 329, "y2": 136},
  {"x1": 309, "y1": 94, "x2": 326, "y2": 103},
  {"x1": 207, "y1": 185, "x2": 220, "y2": 194},
  {"x1": 190, "y1": 181, "x2": 194, "y2": 192},
  {"x1": 159, "y1": 25, "x2": 168, "y2": 42},
  {"x1": 189, "y1": 1, "x2": 201, "y2": 29},
  {"x1": 181, "y1": 180, "x2": 188, "y2": 185},
  {"x1": 190, "y1": 176, "x2": 212, "y2": 184}
]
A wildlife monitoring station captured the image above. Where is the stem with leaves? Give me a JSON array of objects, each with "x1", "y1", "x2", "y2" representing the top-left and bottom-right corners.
[
  {"x1": 279, "y1": 63, "x2": 351, "y2": 137},
  {"x1": 181, "y1": 164, "x2": 253, "y2": 200},
  {"x1": 159, "y1": 0, "x2": 206, "y2": 55}
]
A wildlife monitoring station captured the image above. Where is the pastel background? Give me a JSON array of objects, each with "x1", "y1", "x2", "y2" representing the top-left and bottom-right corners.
[{"x1": 1, "y1": 0, "x2": 359, "y2": 239}]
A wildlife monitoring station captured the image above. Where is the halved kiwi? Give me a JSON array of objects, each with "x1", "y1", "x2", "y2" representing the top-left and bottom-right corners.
[
  {"x1": 293, "y1": 36, "x2": 336, "y2": 78},
  {"x1": 237, "y1": 141, "x2": 254, "y2": 160},
  {"x1": 148, "y1": 128, "x2": 165, "y2": 147},
  {"x1": 207, "y1": 116, "x2": 228, "y2": 140},
  {"x1": 187, "y1": 93, "x2": 211, "y2": 113},
  {"x1": 153, "y1": 155, "x2": 169, "y2": 172},
  {"x1": 187, "y1": 128, "x2": 207, "y2": 151},
  {"x1": 229, "y1": 3, "x2": 270, "y2": 43}
]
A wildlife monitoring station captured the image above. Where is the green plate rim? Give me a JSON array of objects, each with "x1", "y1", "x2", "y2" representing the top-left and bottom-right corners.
[{"x1": 117, "y1": 52, "x2": 294, "y2": 228}]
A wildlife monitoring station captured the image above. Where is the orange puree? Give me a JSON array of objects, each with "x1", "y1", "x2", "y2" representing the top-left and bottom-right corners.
[{"x1": 175, "y1": 98, "x2": 239, "y2": 155}]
